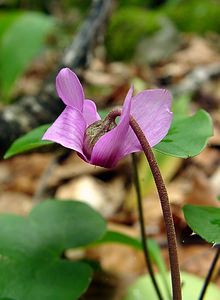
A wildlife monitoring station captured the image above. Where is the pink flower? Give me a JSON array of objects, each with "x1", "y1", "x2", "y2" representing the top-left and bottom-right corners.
[{"x1": 43, "y1": 68, "x2": 172, "y2": 168}]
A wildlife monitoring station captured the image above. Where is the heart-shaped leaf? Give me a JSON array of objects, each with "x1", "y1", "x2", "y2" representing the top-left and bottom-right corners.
[
  {"x1": 4, "y1": 124, "x2": 52, "y2": 159},
  {"x1": 154, "y1": 110, "x2": 213, "y2": 158},
  {"x1": 183, "y1": 205, "x2": 220, "y2": 244},
  {"x1": 0, "y1": 200, "x2": 106, "y2": 300},
  {"x1": 0, "y1": 259, "x2": 91, "y2": 300}
]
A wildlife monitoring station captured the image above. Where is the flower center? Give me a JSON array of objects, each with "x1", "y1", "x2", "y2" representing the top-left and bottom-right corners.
[{"x1": 83, "y1": 115, "x2": 117, "y2": 159}]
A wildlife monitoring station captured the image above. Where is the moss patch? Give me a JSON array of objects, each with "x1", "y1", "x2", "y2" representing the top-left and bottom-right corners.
[
  {"x1": 164, "y1": 0, "x2": 220, "y2": 34},
  {"x1": 106, "y1": 7, "x2": 161, "y2": 61}
]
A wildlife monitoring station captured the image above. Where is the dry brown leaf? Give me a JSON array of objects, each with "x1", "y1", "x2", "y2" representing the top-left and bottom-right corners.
[
  {"x1": 0, "y1": 192, "x2": 32, "y2": 215},
  {"x1": 184, "y1": 166, "x2": 219, "y2": 207},
  {"x1": 157, "y1": 36, "x2": 220, "y2": 80}
]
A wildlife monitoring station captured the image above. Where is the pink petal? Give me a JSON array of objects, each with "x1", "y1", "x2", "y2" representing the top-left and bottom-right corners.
[
  {"x1": 56, "y1": 68, "x2": 84, "y2": 111},
  {"x1": 42, "y1": 107, "x2": 87, "y2": 160},
  {"x1": 90, "y1": 86, "x2": 133, "y2": 168},
  {"x1": 83, "y1": 99, "x2": 101, "y2": 126},
  {"x1": 122, "y1": 89, "x2": 173, "y2": 156}
]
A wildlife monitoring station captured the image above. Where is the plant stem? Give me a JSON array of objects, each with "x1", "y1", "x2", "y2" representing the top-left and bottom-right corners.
[
  {"x1": 130, "y1": 116, "x2": 182, "y2": 300},
  {"x1": 106, "y1": 109, "x2": 181, "y2": 299},
  {"x1": 198, "y1": 246, "x2": 220, "y2": 300},
  {"x1": 132, "y1": 153, "x2": 164, "y2": 300}
]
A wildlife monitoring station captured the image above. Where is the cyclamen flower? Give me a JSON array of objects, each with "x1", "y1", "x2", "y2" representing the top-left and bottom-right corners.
[{"x1": 43, "y1": 68, "x2": 172, "y2": 168}]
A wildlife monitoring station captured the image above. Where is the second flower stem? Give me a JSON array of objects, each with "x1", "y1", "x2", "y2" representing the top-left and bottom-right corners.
[
  {"x1": 132, "y1": 153, "x2": 164, "y2": 300},
  {"x1": 130, "y1": 116, "x2": 182, "y2": 300},
  {"x1": 198, "y1": 245, "x2": 220, "y2": 300}
]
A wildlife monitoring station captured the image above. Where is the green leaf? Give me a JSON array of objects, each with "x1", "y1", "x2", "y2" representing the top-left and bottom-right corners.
[
  {"x1": 123, "y1": 271, "x2": 220, "y2": 300},
  {"x1": 0, "y1": 11, "x2": 22, "y2": 39},
  {"x1": 183, "y1": 205, "x2": 220, "y2": 244},
  {"x1": 30, "y1": 200, "x2": 106, "y2": 253},
  {"x1": 0, "y1": 200, "x2": 106, "y2": 300},
  {"x1": 3, "y1": 108, "x2": 113, "y2": 159},
  {"x1": 3, "y1": 107, "x2": 113, "y2": 159},
  {"x1": 0, "y1": 260, "x2": 91, "y2": 300},
  {"x1": 154, "y1": 110, "x2": 213, "y2": 158},
  {"x1": 172, "y1": 94, "x2": 191, "y2": 117},
  {"x1": 96, "y1": 230, "x2": 142, "y2": 249},
  {"x1": 4, "y1": 124, "x2": 52, "y2": 159},
  {"x1": 5, "y1": 109, "x2": 212, "y2": 160},
  {"x1": 0, "y1": 12, "x2": 55, "y2": 100}
]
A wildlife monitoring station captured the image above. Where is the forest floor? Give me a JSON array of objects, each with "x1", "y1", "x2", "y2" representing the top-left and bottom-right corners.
[{"x1": 1, "y1": 32, "x2": 220, "y2": 299}]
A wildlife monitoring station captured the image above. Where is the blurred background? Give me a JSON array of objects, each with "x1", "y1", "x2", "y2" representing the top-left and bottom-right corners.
[{"x1": 0, "y1": 0, "x2": 220, "y2": 299}]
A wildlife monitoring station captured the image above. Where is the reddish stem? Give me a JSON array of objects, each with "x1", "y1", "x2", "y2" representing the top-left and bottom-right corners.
[
  {"x1": 130, "y1": 116, "x2": 181, "y2": 300},
  {"x1": 106, "y1": 109, "x2": 182, "y2": 300}
]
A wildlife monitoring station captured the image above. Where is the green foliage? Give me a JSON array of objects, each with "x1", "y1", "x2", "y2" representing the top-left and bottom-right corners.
[
  {"x1": 0, "y1": 11, "x2": 55, "y2": 102},
  {"x1": 171, "y1": 94, "x2": 191, "y2": 116},
  {"x1": 183, "y1": 205, "x2": 220, "y2": 244},
  {"x1": 118, "y1": 0, "x2": 151, "y2": 7},
  {"x1": 154, "y1": 110, "x2": 213, "y2": 158},
  {"x1": 0, "y1": 11, "x2": 22, "y2": 38},
  {"x1": 97, "y1": 230, "x2": 142, "y2": 249},
  {"x1": 106, "y1": 7, "x2": 160, "y2": 61},
  {"x1": 71, "y1": 0, "x2": 91, "y2": 10},
  {"x1": 4, "y1": 124, "x2": 52, "y2": 159},
  {"x1": 0, "y1": 200, "x2": 106, "y2": 300},
  {"x1": 164, "y1": 0, "x2": 220, "y2": 34},
  {"x1": 123, "y1": 271, "x2": 220, "y2": 300},
  {"x1": 4, "y1": 108, "x2": 213, "y2": 160},
  {"x1": 4, "y1": 107, "x2": 111, "y2": 159}
]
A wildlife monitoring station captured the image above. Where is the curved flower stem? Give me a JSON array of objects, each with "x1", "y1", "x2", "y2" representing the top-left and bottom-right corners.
[
  {"x1": 132, "y1": 153, "x2": 164, "y2": 300},
  {"x1": 129, "y1": 116, "x2": 182, "y2": 300},
  {"x1": 198, "y1": 246, "x2": 220, "y2": 300},
  {"x1": 106, "y1": 109, "x2": 181, "y2": 299}
]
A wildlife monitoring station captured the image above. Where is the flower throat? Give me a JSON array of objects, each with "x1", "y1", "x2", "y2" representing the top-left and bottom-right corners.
[{"x1": 83, "y1": 113, "x2": 117, "y2": 159}]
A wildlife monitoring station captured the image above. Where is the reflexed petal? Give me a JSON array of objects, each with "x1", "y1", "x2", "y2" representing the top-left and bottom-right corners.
[
  {"x1": 90, "y1": 86, "x2": 133, "y2": 168},
  {"x1": 42, "y1": 107, "x2": 87, "y2": 159},
  {"x1": 56, "y1": 68, "x2": 84, "y2": 111},
  {"x1": 132, "y1": 89, "x2": 172, "y2": 145},
  {"x1": 121, "y1": 89, "x2": 173, "y2": 156},
  {"x1": 83, "y1": 99, "x2": 101, "y2": 126}
]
